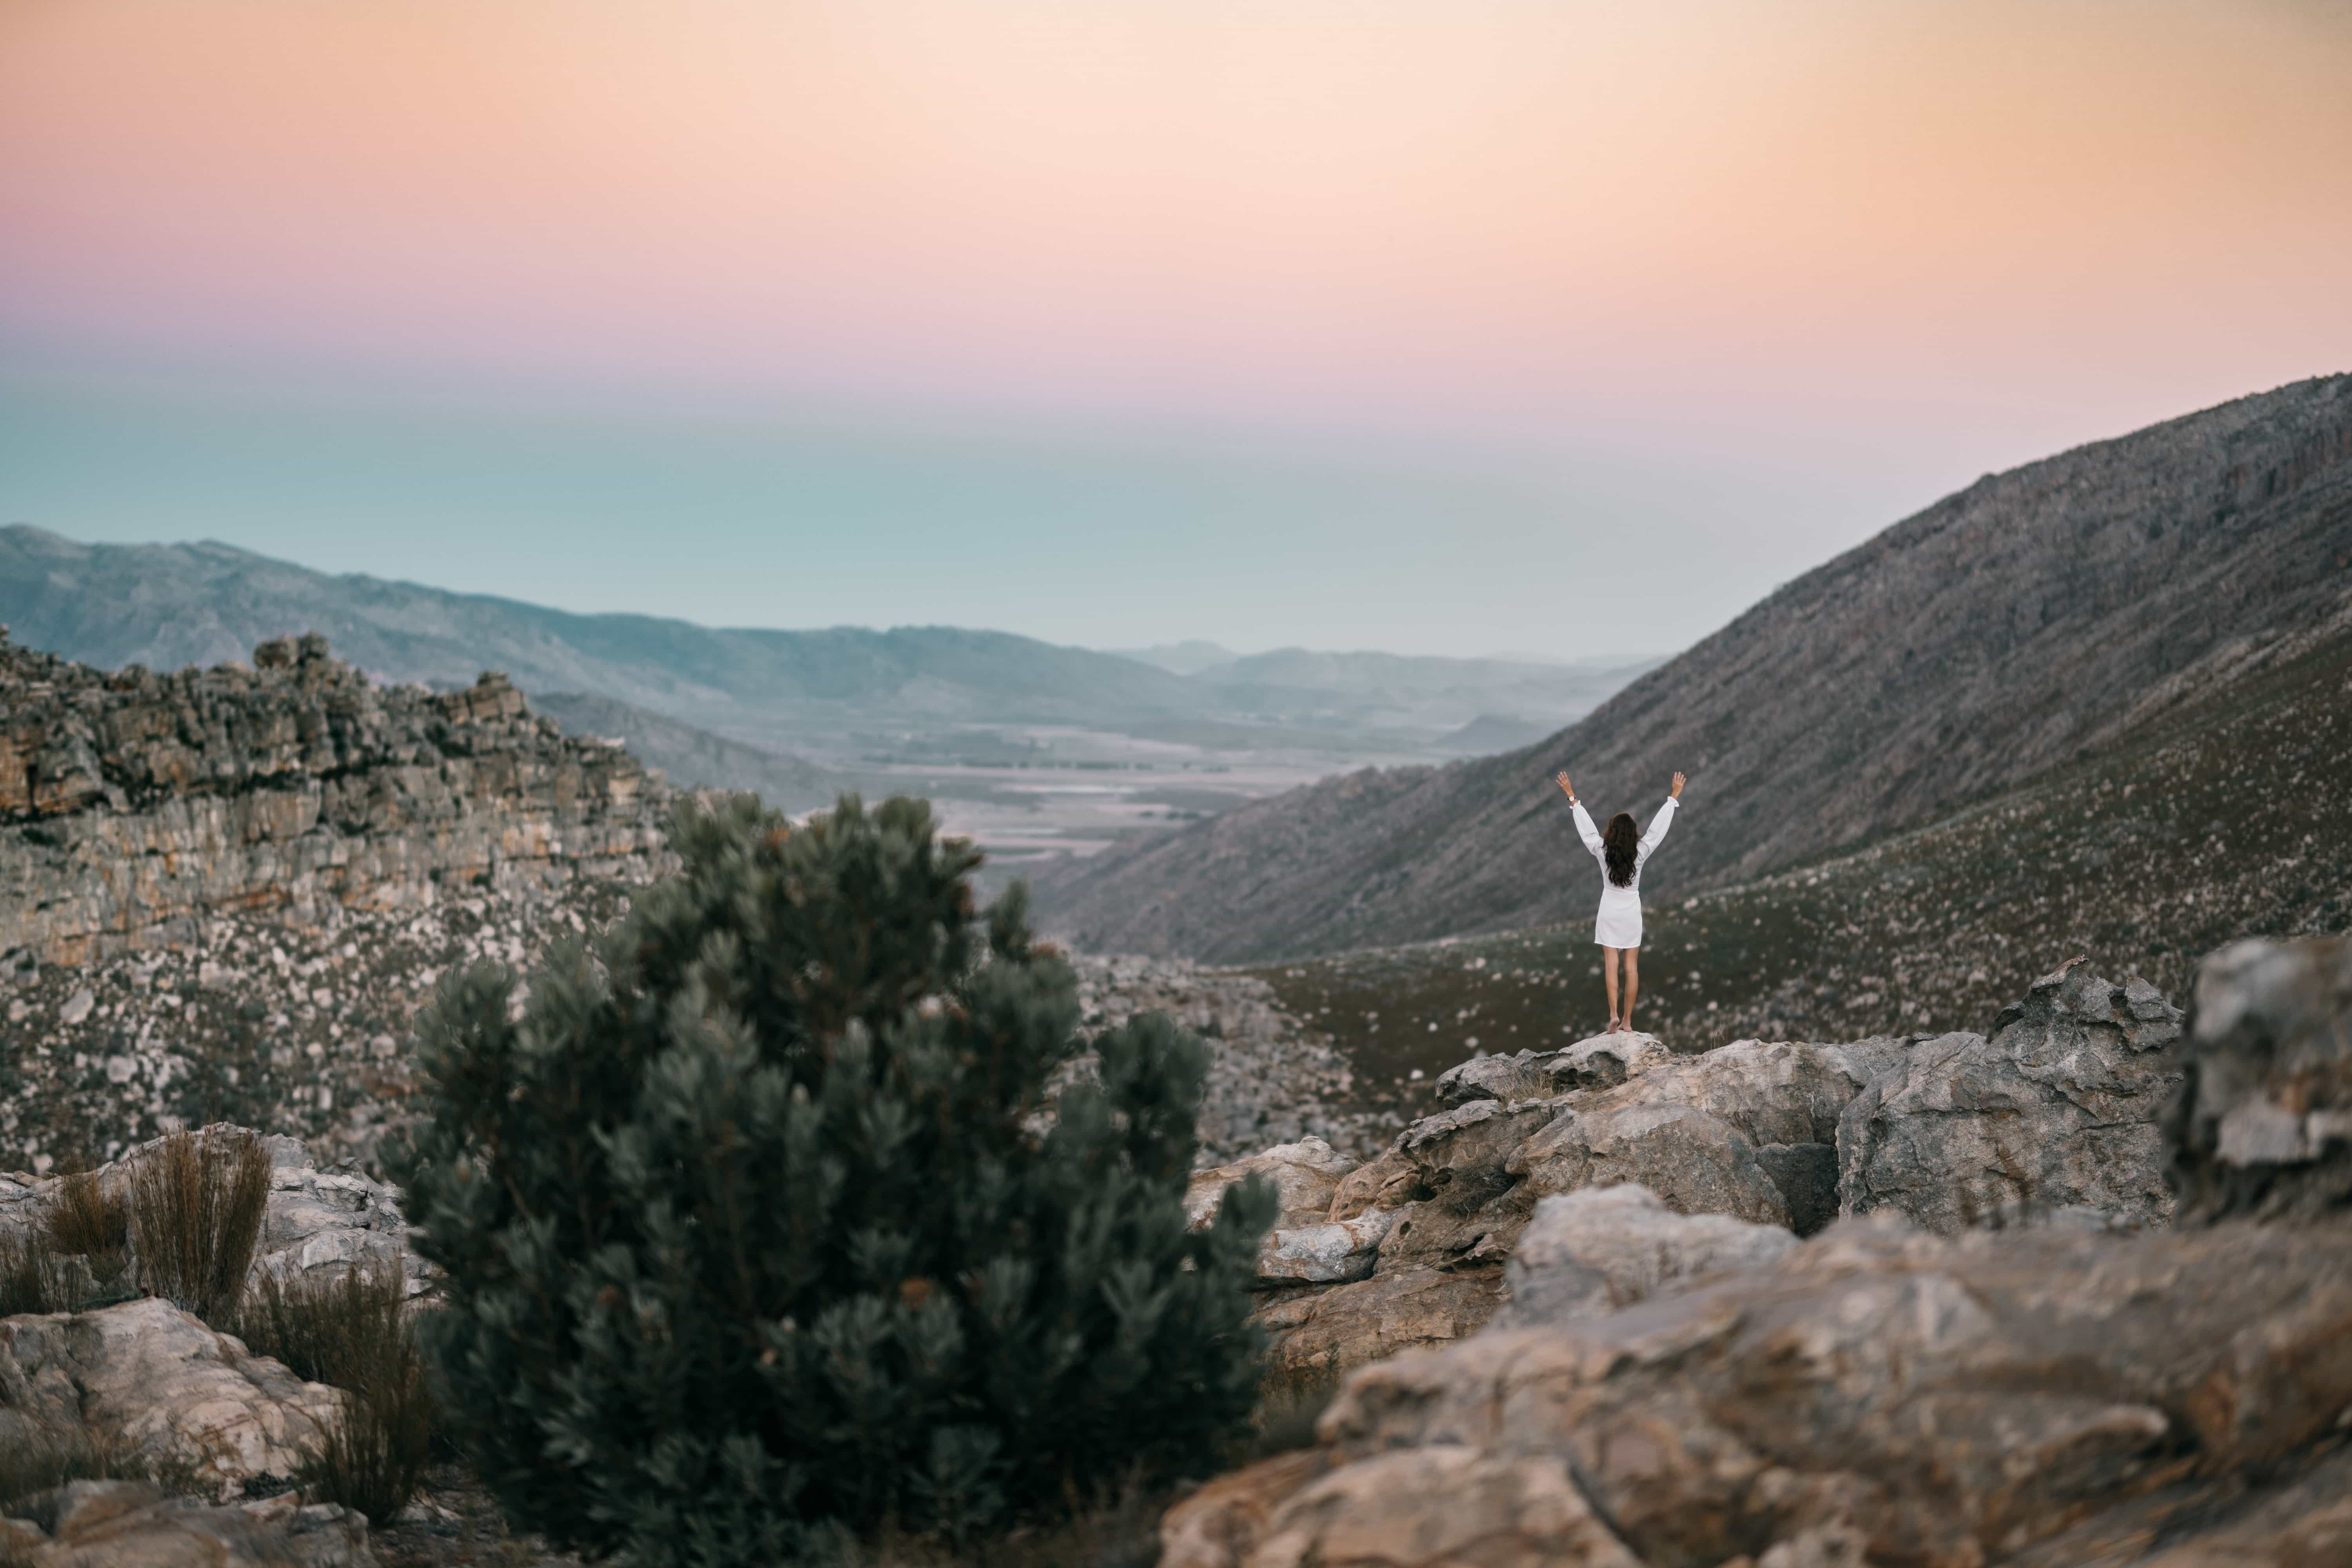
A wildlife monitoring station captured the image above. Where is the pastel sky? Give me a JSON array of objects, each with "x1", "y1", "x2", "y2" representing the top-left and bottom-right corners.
[{"x1": 4, "y1": 0, "x2": 2348, "y2": 657}]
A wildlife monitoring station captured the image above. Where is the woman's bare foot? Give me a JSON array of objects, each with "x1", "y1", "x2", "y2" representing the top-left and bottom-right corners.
[{"x1": 1605, "y1": 1018, "x2": 1625, "y2": 1034}]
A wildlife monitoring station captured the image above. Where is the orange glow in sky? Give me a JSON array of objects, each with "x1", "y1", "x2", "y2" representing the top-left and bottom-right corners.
[{"x1": 2, "y1": 0, "x2": 2348, "y2": 650}]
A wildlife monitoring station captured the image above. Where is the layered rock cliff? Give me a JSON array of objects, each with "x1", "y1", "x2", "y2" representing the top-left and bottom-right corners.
[{"x1": 0, "y1": 630, "x2": 673, "y2": 967}]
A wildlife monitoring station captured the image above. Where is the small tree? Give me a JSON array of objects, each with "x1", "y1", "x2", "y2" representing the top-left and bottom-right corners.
[{"x1": 394, "y1": 795, "x2": 1272, "y2": 1566}]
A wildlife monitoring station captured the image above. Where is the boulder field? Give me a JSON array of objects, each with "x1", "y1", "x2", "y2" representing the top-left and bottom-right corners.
[{"x1": 1167, "y1": 933, "x2": 2352, "y2": 1568}]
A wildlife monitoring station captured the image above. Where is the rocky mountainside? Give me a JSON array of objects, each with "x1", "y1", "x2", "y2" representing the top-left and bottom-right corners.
[{"x1": 1040, "y1": 372, "x2": 2352, "y2": 960}]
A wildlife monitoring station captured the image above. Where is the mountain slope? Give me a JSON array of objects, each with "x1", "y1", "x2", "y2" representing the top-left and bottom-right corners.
[
  {"x1": 1038, "y1": 373, "x2": 2352, "y2": 961},
  {"x1": 1244, "y1": 599, "x2": 2352, "y2": 1124}
]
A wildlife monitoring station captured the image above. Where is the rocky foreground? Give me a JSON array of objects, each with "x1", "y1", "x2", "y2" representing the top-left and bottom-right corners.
[{"x1": 1167, "y1": 933, "x2": 2352, "y2": 1566}]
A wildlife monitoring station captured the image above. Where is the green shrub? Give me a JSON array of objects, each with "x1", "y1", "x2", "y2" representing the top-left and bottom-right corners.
[
  {"x1": 393, "y1": 795, "x2": 1274, "y2": 1566},
  {"x1": 236, "y1": 1261, "x2": 437, "y2": 1525},
  {"x1": 128, "y1": 1127, "x2": 271, "y2": 1326}
]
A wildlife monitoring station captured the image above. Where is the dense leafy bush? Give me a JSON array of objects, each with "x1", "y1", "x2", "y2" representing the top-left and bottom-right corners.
[{"x1": 394, "y1": 795, "x2": 1272, "y2": 1566}]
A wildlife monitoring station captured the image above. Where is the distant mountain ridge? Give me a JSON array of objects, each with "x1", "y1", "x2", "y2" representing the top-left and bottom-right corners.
[
  {"x1": 0, "y1": 528, "x2": 1653, "y2": 759},
  {"x1": 0, "y1": 529, "x2": 1198, "y2": 724},
  {"x1": 1038, "y1": 372, "x2": 2352, "y2": 961}
]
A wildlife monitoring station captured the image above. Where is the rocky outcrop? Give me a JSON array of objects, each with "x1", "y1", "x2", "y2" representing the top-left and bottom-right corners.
[
  {"x1": 1202, "y1": 968, "x2": 2187, "y2": 1379},
  {"x1": 0, "y1": 631, "x2": 672, "y2": 968},
  {"x1": 2, "y1": 1480, "x2": 372, "y2": 1568},
  {"x1": 1497, "y1": 1183, "x2": 1797, "y2": 1328},
  {"x1": 1838, "y1": 961, "x2": 2184, "y2": 1232},
  {"x1": 1430, "y1": 1032, "x2": 1672, "y2": 1107},
  {"x1": 1161, "y1": 946, "x2": 2352, "y2": 1568},
  {"x1": 1197, "y1": 1026, "x2": 1921, "y2": 1374},
  {"x1": 0, "y1": 1297, "x2": 342, "y2": 1491},
  {"x1": 2167, "y1": 934, "x2": 2352, "y2": 1223},
  {"x1": 1167, "y1": 1213, "x2": 2352, "y2": 1568}
]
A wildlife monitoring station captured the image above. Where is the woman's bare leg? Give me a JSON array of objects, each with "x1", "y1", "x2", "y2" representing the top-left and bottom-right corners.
[
  {"x1": 1601, "y1": 946, "x2": 1621, "y2": 1029},
  {"x1": 1622, "y1": 948, "x2": 1641, "y2": 1031}
]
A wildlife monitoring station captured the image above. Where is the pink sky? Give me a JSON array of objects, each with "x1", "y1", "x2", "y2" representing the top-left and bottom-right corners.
[{"x1": 2, "y1": 0, "x2": 2349, "y2": 652}]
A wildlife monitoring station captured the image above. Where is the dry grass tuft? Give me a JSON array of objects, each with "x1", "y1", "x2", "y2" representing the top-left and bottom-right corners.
[
  {"x1": 0, "y1": 1238, "x2": 79, "y2": 1318},
  {"x1": 238, "y1": 1261, "x2": 436, "y2": 1526},
  {"x1": 128, "y1": 1127, "x2": 272, "y2": 1327}
]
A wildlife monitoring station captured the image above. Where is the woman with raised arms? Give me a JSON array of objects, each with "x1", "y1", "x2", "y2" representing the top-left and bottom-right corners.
[{"x1": 1554, "y1": 769, "x2": 1686, "y2": 1034}]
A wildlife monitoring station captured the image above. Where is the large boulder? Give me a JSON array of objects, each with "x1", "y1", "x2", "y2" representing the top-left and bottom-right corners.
[
  {"x1": 1164, "y1": 1212, "x2": 2352, "y2": 1568},
  {"x1": 1370, "y1": 1098, "x2": 1566, "y2": 1270},
  {"x1": 1253, "y1": 1265, "x2": 1505, "y2": 1381},
  {"x1": 2166, "y1": 935, "x2": 2352, "y2": 1224},
  {"x1": 1453, "y1": 1036, "x2": 1907, "y2": 1238},
  {"x1": 1498, "y1": 1183, "x2": 1798, "y2": 1328},
  {"x1": 1838, "y1": 963, "x2": 2183, "y2": 1233},
  {"x1": 0, "y1": 1297, "x2": 343, "y2": 1492},
  {"x1": 1430, "y1": 1033, "x2": 1673, "y2": 1107},
  {"x1": 1183, "y1": 1137, "x2": 1356, "y2": 1233},
  {"x1": 1509, "y1": 1101, "x2": 1791, "y2": 1229}
]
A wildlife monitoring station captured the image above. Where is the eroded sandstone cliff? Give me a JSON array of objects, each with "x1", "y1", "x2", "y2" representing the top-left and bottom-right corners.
[{"x1": 0, "y1": 630, "x2": 672, "y2": 967}]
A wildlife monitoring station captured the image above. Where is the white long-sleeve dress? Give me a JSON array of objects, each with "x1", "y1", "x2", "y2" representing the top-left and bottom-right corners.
[{"x1": 1570, "y1": 797, "x2": 1678, "y2": 948}]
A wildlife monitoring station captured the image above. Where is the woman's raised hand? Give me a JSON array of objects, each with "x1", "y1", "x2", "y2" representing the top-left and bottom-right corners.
[
  {"x1": 1555, "y1": 771, "x2": 1575, "y2": 800},
  {"x1": 1671, "y1": 771, "x2": 1687, "y2": 799}
]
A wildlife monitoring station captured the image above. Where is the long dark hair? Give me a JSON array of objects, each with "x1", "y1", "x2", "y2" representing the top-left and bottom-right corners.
[{"x1": 1603, "y1": 812, "x2": 1639, "y2": 886}]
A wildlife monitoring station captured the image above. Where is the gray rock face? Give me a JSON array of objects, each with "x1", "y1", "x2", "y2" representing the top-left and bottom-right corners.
[
  {"x1": 1499, "y1": 1184, "x2": 1797, "y2": 1328},
  {"x1": 0, "y1": 1297, "x2": 342, "y2": 1492},
  {"x1": 1183, "y1": 1138, "x2": 1355, "y2": 1233},
  {"x1": 1838, "y1": 962, "x2": 2184, "y2": 1233},
  {"x1": 1182, "y1": 1137, "x2": 1396, "y2": 1284},
  {"x1": 1430, "y1": 1032, "x2": 1671, "y2": 1107},
  {"x1": 1165, "y1": 1212, "x2": 2352, "y2": 1568},
  {"x1": 1512, "y1": 1101, "x2": 1791, "y2": 1229},
  {"x1": 0, "y1": 633, "x2": 673, "y2": 968},
  {"x1": 1256, "y1": 1211, "x2": 1397, "y2": 1285},
  {"x1": 2167, "y1": 934, "x2": 2352, "y2": 1224}
]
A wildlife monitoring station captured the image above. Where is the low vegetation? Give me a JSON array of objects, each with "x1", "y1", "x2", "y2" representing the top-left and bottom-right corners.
[
  {"x1": 236, "y1": 1260, "x2": 437, "y2": 1526},
  {"x1": 129, "y1": 1127, "x2": 271, "y2": 1327}
]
